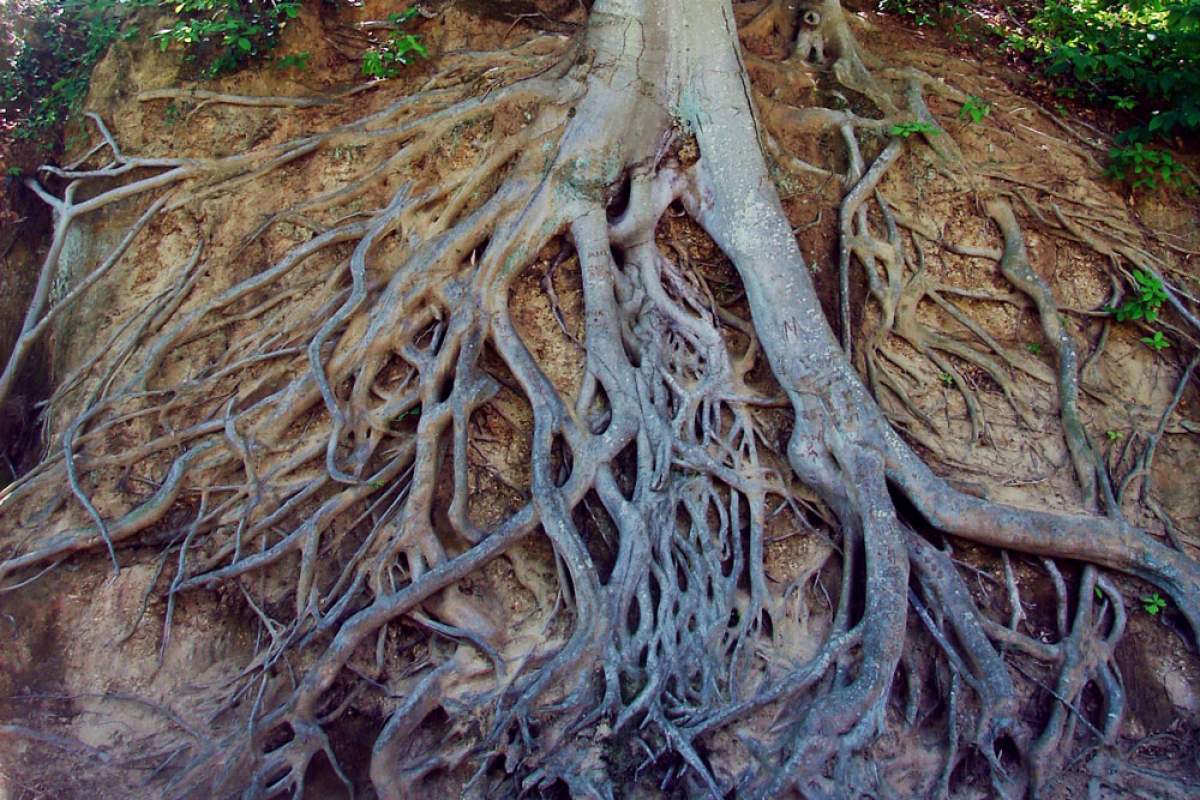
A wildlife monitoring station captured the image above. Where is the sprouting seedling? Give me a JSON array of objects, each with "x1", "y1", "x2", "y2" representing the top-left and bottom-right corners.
[
  {"x1": 1141, "y1": 593, "x2": 1167, "y2": 616},
  {"x1": 1105, "y1": 430, "x2": 1123, "y2": 442},
  {"x1": 959, "y1": 95, "x2": 991, "y2": 124},
  {"x1": 1140, "y1": 330, "x2": 1171, "y2": 352},
  {"x1": 938, "y1": 372, "x2": 954, "y2": 386},
  {"x1": 1026, "y1": 342, "x2": 1042, "y2": 355},
  {"x1": 890, "y1": 120, "x2": 941, "y2": 138}
]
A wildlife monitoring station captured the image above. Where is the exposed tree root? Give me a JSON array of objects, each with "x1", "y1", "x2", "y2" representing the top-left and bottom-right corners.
[{"x1": 1, "y1": 1, "x2": 1198, "y2": 798}]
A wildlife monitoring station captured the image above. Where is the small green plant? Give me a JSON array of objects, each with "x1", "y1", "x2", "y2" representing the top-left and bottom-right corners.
[
  {"x1": 6, "y1": 166, "x2": 23, "y2": 177},
  {"x1": 1108, "y1": 95, "x2": 1137, "y2": 111},
  {"x1": 1105, "y1": 429, "x2": 1123, "y2": 442},
  {"x1": 1106, "y1": 269, "x2": 1167, "y2": 323},
  {"x1": 1141, "y1": 592, "x2": 1167, "y2": 616},
  {"x1": 889, "y1": 120, "x2": 941, "y2": 138},
  {"x1": 938, "y1": 372, "x2": 954, "y2": 386},
  {"x1": 958, "y1": 95, "x2": 991, "y2": 123},
  {"x1": 361, "y1": 9, "x2": 428, "y2": 79},
  {"x1": 1105, "y1": 143, "x2": 1185, "y2": 191},
  {"x1": 275, "y1": 50, "x2": 311, "y2": 71},
  {"x1": 1026, "y1": 342, "x2": 1042, "y2": 355},
  {"x1": 1140, "y1": 330, "x2": 1172, "y2": 352},
  {"x1": 163, "y1": 101, "x2": 180, "y2": 125}
]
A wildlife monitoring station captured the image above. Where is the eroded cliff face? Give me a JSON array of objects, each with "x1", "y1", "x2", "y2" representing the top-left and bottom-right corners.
[{"x1": 1, "y1": 2, "x2": 1198, "y2": 797}]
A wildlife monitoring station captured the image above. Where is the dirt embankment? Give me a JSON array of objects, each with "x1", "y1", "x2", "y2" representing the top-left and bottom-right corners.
[{"x1": 1, "y1": 1, "x2": 1198, "y2": 797}]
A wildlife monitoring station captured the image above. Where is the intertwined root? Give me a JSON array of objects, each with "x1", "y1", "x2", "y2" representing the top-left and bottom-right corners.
[{"x1": 2, "y1": 1, "x2": 1198, "y2": 797}]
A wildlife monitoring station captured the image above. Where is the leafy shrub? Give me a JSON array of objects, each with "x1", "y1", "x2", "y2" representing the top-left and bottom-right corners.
[
  {"x1": 1101, "y1": 270, "x2": 1175, "y2": 354},
  {"x1": 958, "y1": 95, "x2": 991, "y2": 123},
  {"x1": 1010, "y1": 0, "x2": 1200, "y2": 140},
  {"x1": 1105, "y1": 268, "x2": 1168, "y2": 321},
  {"x1": 1, "y1": 0, "x2": 142, "y2": 144},
  {"x1": 878, "y1": 0, "x2": 965, "y2": 28},
  {"x1": 1105, "y1": 143, "x2": 1186, "y2": 190},
  {"x1": 274, "y1": 49, "x2": 309, "y2": 71},
  {"x1": 361, "y1": 9, "x2": 427, "y2": 79},
  {"x1": 152, "y1": 0, "x2": 300, "y2": 77}
]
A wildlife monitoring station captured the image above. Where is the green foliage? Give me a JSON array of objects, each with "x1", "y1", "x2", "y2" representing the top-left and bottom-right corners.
[
  {"x1": 1005, "y1": 0, "x2": 1200, "y2": 141},
  {"x1": 958, "y1": 95, "x2": 991, "y2": 123},
  {"x1": 1105, "y1": 143, "x2": 1186, "y2": 190},
  {"x1": 938, "y1": 371, "x2": 954, "y2": 386},
  {"x1": 1105, "y1": 429, "x2": 1123, "y2": 441},
  {"x1": 879, "y1": 0, "x2": 965, "y2": 28},
  {"x1": 889, "y1": 120, "x2": 941, "y2": 138},
  {"x1": 1026, "y1": 342, "x2": 1042, "y2": 355},
  {"x1": 1, "y1": 0, "x2": 311, "y2": 150},
  {"x1": 1140, "y1": 330, "x2": 1172, "y2": 351},
  {"x1": 274, "y1": 49, "x2": 309, "y2": 71},
  {"x1": 1, "y1": 0, "x2": 145, "y2": 144},
  {"x1": 361, "y1": 8, "x2": 427, "y2": 79},
  {"x1": 1105, "y1": 268, "x2": 1167, "y2": 322},
  {"x1": 1142, "y1": 592, "x2": 1167, "y2": 615},
  {"x1": 1101, "y1": 270, "x2": 1174, "y2": 353},
  {"x1": 152, "y1": 0, "x2": 300, "y2": 78}
]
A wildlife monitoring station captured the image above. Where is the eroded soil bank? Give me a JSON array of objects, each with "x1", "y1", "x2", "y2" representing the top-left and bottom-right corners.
[{"x1": 1, "y1": 1, "x2": 1198, "y2": 797}]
